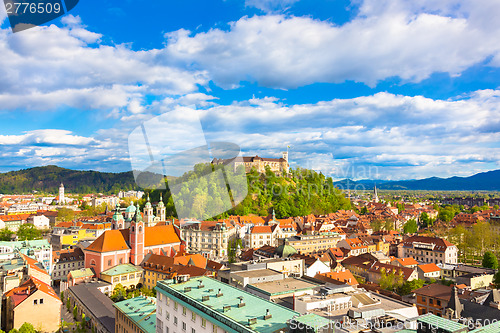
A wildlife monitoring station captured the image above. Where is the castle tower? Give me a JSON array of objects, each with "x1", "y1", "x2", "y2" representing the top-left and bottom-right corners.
[
  {"x1": 156, "y1": 194, "x2": 166, "y2": 222},
  {"x1": 282, "y1": 151, "x2": 290, "y2": 173},
  {"x1": 111, "y1": 203, "x2": 125, "y2": 229},
  {"x1": 130, "y1": 204, "x2": 145, "y2": 265},
  {"x1": 144, "y1": 195, "x2": 155, "y2": 226},
  {"x1": 59, "y1": 183, "x2": 65, "y2": 204}
]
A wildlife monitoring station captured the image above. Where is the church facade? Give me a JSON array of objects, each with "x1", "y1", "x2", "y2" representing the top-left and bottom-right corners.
[{"x1": 83, "y1": 200, "x2": 183, "y2": 278}]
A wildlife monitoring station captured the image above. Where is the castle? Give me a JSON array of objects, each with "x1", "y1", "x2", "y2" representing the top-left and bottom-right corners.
[{"x1": 212, "y1": 152, "x2": 289, "y2": 174}]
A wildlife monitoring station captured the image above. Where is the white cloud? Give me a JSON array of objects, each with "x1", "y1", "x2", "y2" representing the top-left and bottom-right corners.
[
  {"x1": 245, "y1": 0, "x2": 300, "y2": 13},
  {"x1": 163, "y1": 1, "x2": 500, "y2": 88}
]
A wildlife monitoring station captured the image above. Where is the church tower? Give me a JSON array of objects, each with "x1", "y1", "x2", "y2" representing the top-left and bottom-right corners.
[
  {"x1": 143, "y1": 195, "x2": 155, "y2": 226},
  {"x1": 374, "y1": 185, "x2": 379, "y2": 203},
  {"x1": 130, "y1": 204, "x2": 145, "y2": 265},
  {"x1": 156, "y1": 194, "x2": 166, "y2": 222},
  {"x1": 111, "y1": 203, "x2": 125, "y2": 229},
  {"x1": 59, "y1": 183, "x2": 65, "y2": 204}
]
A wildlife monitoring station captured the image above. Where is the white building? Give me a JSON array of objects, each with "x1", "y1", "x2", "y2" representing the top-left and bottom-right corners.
[
  {"x1": 59, "y1": 183, "x2": 65, "y2": 204},
  {"x1": 27, "y1": 215, "x2": 50, "y2": 229},
  {"x1": 0, "y1": 240, "x2": 52, "y2": 274}
]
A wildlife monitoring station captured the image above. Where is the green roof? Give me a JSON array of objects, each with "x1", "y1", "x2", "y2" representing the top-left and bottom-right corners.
[
  {"x1": 156, "y1": 277, "x2": 302, "y2": 333},
  {"x1": 114, "y1": 296, "x2": 156, "y2": 333},
  {"x1": 469, "y1": 321, "x2": 500, "y2": 333},
  {"x1": 417, "y1": 314, "x2": 467, "y2": 332},
  {"x1": 101, "y1": 263, "x2": 142, "y2": 276},
  {"x1": 69, "y1": 268, "x2": 94, "y2": 279}
]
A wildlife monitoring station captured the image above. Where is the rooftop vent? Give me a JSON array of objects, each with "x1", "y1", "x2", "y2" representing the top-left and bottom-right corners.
[
  {"x1": 198, "y1": 280, "x2": 204, "y2": 289},
  {"x1": 216, "y1": 289, "x2": 223, "y2": 298},
  {"x1": 223, "y1": 305, "x2": 231, "y2": 312},
  {"x1": 264, "y1": 309, "x2": 272, "y2": 320},
  {"x1": 184, "y1": 287, "x2": 192, "y2": 292},
  {"x1": 248, "y1": 318, "x2": 257, "y2": 325},
  {"x1": 238, "y1": 298, "x2": 246, "y2": 307},
  {"x1": 202, "y1": 296, "x2": 210, "y2": 302}
]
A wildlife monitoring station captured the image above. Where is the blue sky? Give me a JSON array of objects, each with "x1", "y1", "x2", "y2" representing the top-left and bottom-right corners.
[{"x1": 1, "y1": 0, "x2": 500, "y2": 180}]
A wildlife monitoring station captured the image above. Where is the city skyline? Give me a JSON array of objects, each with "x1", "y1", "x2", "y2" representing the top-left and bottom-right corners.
[{"x1": 1, "y1": 0, "x2": 500, "y2": 180}]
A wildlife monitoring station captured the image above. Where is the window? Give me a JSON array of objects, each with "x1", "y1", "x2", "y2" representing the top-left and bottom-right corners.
[
  {"x1": 33, "y1": 299, "x2": 38, "y2": 305},
  {"x1": 119, "y1": 258, "x2": 123, "y2": 264},
  {"x1": 192, "y1": 329, "x2": 196, "y2": 333},
  {"x1": 201, "y1": 319, "x2": 206, "y2": 328},
  {"x1": 182, "y1": 322, "x2": 186, "y2": 331},
  {"x1": 191, "y1": 312, "x2": 196, "y2": 322},
  {"x1": 182, "y1": 307, "x2": 186, "y2": 316},
  {"x1": 174, "y1": 317, "x2": 178, "y2": 326},
  {"x1": 174, "y1": 302, "x2": 178, "y2": 310},
  {"x1": 39, "y1": 298, "x2": 43, "y2": 304},
  {"x1": 166, "y1": 312, "x2": 170, "y2": 320},
  {"x1": 212, "y1": 325, "x2": 217, "y2": 333},
  {"x1": 108, "y1": 259, "x2": 112, "y2": 266},
  {"x1": 429, "y1": 299, "x2": 433, "y2": 305}
]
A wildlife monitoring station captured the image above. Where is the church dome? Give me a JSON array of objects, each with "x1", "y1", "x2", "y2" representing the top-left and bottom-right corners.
[
  {"x1": 276, "y1": 241, "x2": 297, "y2": 258},
  {"x1": 125, "y1": 204, "x2": 137, "y2": 213}
]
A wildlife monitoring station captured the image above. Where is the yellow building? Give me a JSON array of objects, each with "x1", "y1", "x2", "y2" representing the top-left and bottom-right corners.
[
  {"x1": 100, "y1": 263, "x2": 143, "y2": 290},
  {"x1": 3, "y1": 277, "x2": 61, "y2": 332}
]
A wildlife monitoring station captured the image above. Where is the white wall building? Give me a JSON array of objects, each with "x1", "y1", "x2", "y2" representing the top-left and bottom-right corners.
[{"x1": 27, "y1": 215, "x2": 50, "y2": 229}]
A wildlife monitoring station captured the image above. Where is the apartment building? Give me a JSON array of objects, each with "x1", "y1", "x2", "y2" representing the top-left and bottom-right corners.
[
  {"x1": 397, "y1": 235, "x2": 458, "y2": 265},
  {"x1": 178, "y1": 220, "x2": 236, "y2": 259},
  {"x1": 114, "y1": 296, "x2": 156, "y2": 333},
  {"x1": 155, "y1": 276, "x2": 327, "y2": 333},
  {"x1": 286, "y1": 232, "x2": 341, "y2": 255}
]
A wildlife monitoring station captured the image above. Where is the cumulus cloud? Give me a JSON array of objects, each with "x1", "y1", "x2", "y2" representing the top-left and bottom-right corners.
[
  {"x1": 0, "y1": 19, "x2": 208, "y2": 113},
  {"x1": 163, "y1": 0, "x2": 500, "y2": 88}
]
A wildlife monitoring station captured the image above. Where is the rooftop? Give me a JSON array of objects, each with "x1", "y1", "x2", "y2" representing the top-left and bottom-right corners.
[
  {"x1": 247, "y1": 278, "x2": 318, "y2": 296},
  {"x1": 114, "y1": 296, "x2": 156, "y2": 333},
  {"x1": 416, "y1": 313, "x2": 467, "y2": 332},
  {"x1": 157, "y1": 277, "x2": 322, "y2": 333},
  {"x1": 232, "y1": 268, "x2": 282, "y2": 279},
  {"x1": 101, "y1": 263, "x2": 142, "y2": 276}
]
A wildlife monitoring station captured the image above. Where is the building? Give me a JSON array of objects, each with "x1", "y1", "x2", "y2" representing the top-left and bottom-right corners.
[
  {"x1": 67, "y1": 268, "x2": 95, "y2": 287},
  {"x1": 246, "y1": 277, "x2": 318, "y2": 302},
  {"x1": 155, "y1": 276, "x2": 328, "y2": 333},
  {"x1": 59, "y1": 183, "x2": 65, "y2": 204},
  {"x1": 397, "y1": 235, "x2": 458, "y2": 265},
  {"x1": 412, "y1": 284, "x2": 454, "y2": 316},
  {"x1": 391, "y1": 257, "x2": 419, "y2": 268},
  {"x1": 114, "y1": 296, "x2": 156, "y2": 333},
  {"x1": 245, "y1": 224, "x2": 281, "y2": 248},
  {"x1": 368, "y1": 262, "x2": 418, "y2": 284},
  {"x1": 67, "y1": 282, "x2": 116, "y2": 333},
  {"x1": 314, "y1": 269, "x2": 358, "y2": 286},
  {"x1": 141, "y1": 253, "x2": 216, "y2": 289},
  {"x1": 0, "y1": 253, "x2": 51, "y2": 294},
  {"x1": 456, "y1": 272, "x2": 494, "y2": 290},
  {"x1": 83, "y1": 205, "x2": 183, "y2": 278},
  {"x1": 100, "y1": 263, "x2": 143, "y2": 290},
  {"x1": 177, "y1": 220, "x2": 236, "y2": 259},
  {"x1": 417, "y1": 263, "x2": 442, "y2": 281},
  {"x1": 212, "y1": 152, "x2": 289, "y2": 174},
  {"x1": 51, "y1": 247, "x2": 85, "y2": 284},
  {"x1": 0, "y1": 214, "x2": 31, "y2": 231},
  {"x1": 0, "y1": 240, "x2": 52, "y2": 273},
  {"x1": 337, "y1": 238, "x2": 369, "y2": 256},
  {"x1": 26, "y1": 215, "x2": 50, "y2": 229},
  {"x1": 2, "y1": 277, "x2": 61, "y2": 332},
  {"x1": 286, "y1": 233, "x2": 341, "y2": 255}
]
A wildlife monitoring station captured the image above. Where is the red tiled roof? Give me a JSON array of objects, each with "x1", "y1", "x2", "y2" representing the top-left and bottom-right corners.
[
  {"x1": 5, "y1": 277, "x2": 60, "y2": 307},
  {"x1": 392, "y1": 257, "x2": 419, "y2": 266},
  {"x1": 251, "y1": 225, "x2": 273, "y2": 234},
  {"x1": 418, "y1": 263, "x2": 441, "y2": 273},
  {"x1": 315, "y1": 270, "x2": 358, "y2": 286}
]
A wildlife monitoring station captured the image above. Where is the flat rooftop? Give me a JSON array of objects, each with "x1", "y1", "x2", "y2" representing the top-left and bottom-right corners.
[
  {"x1": 247, "y1": 278, "x2": 317, "y2": 296},
  {"x1": 233, "y1": 268, "x2": 282, "y2": 278}
]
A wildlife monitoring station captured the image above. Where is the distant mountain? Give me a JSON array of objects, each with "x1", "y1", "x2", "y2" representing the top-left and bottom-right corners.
[
  {"x1": 0, "y1": 165, "x2": 139, "y2": 195},
  {"x1": 334, "y1": 169, "x2": 500, "y2": 191}
]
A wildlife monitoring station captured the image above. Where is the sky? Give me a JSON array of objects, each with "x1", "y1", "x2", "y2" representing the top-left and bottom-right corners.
[{"x1": 1, "y1": 0, "x2": 500, "y2": 180}]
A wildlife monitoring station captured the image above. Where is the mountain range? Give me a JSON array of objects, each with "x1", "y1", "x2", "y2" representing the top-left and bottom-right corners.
[
  {"x1": 0, "y1": 165, "x2": 498, "y2": 194},
  {"x1": 333, "y1": 169, "x2": 500, "y2": 191}
]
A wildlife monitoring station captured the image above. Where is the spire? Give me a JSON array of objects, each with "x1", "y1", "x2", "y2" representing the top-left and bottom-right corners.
[
  {"x1": 133, "y1": 204, "x2": 143, "y2": 222},
  {"x1": 144, "y1": 194, "x2": 152, "y2": 208},
  {"x1": 158, "y1": 193, "x2": 165, "y2": 207},
  {"x1": 272, "y1": 209, "x2": 276, "y2": 220},
  {"x1": 447, "y1": 285, "x2": 463, "y2": 319}
]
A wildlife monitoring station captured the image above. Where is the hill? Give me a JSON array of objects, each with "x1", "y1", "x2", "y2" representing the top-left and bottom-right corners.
[
  {"x1": 334, "y1": 169, "x2": 500, "y2": 191},
  {"x1": 0, "y1": 165, "x2": 138, "y2": 194}
]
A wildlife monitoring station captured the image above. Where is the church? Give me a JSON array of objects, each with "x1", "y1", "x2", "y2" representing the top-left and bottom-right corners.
[{"x1": 84, "y1": 197, "x2": 184, "y2": 278}]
